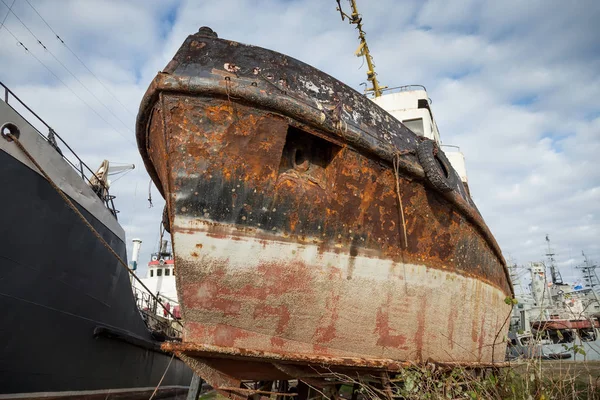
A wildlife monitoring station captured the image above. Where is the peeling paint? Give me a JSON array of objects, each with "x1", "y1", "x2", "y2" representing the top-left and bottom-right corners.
[{"x1": 136, "y1": 28, "x2": 513, "y2": 389}]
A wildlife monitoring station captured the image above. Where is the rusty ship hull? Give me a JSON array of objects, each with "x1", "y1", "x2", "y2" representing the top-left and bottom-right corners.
[{"x1": 136, "y1": 28, "x2": 513, "y2": 388}]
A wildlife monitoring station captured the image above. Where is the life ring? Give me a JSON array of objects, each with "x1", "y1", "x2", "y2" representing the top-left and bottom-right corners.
[{"x1": 416, "y1": 139, "x2": 458, "y2": 193}]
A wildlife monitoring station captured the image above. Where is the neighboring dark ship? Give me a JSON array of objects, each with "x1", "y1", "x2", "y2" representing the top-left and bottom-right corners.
[{"x1": 0, "y1": 82, "x2": 192, "y2": 398}]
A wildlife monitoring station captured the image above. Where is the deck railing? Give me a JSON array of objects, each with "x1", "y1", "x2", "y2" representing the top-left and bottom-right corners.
[
  {"x1": 132, "y1": 285, "x2": 182, "y2": 338},
  {"x1": 380, "y1": 84, "x2": 427, "y2": 94},
  {"x1": 1, "y1": 81, "x2": 118, "y2": 217},
  {"x1": 377, "y1": 85, "x2": 433, "y2": 105},
  {"x1": 441, "y1": 144, "x2": 461, "y2": 152}
]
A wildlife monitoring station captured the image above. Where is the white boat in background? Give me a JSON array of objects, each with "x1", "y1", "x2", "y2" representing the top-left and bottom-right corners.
[{"x1": 131, "y1": 239, "x2": 182, "y2": 338}]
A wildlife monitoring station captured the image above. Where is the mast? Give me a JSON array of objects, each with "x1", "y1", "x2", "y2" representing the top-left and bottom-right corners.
[
  {"x1": 545, "y1": 234, "x2": 563, "y2": 284},
  {"x1": 578, "y1": 251, "x2": 600, "y2": 308},
  {"x1": 507, "y1": 262, "x2": 529, "y2": 297},
  {"x1": 578, "y1": 251, "x2": 600, "y2": 290},
  {"x1": 336, "y1": 0, "x2": 387, "y2": 97}
]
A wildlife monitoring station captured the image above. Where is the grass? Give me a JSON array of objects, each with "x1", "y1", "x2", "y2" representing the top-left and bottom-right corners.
[
  {"x1": 332, "y1": 360, "x2": 600, "y2": 399},
  {"x1": 191, "y1": 361, "x2": 600, "y2": 399},
  {"x1": 197, "y1": 390, "x2": 220, "y2": 400}
]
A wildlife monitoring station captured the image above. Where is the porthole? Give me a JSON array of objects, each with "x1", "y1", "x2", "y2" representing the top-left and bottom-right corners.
[
  {"x1": 292, "y1": 147, "x2": 309, "y2": 172},
  {"x1": 1, "y1": 122, "x2": 20, "y2": 141}
]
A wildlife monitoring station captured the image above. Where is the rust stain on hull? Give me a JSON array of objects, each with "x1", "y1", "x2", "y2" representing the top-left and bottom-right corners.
[{"x1": 136, "y1": 28, "x2": 513, "y2": 387}]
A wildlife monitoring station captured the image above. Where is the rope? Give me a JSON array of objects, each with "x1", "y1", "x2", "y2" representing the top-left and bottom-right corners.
[
  {"x1": 149, "y1": 353, "x2": 175, "y2": 400},
  {"x1": 224, "y1": 76, "x2": 240, "y2": 103},
  {"x1": 393, "y1": 152, "x2": 408, "y2": 249},
  {"x1": 6, "y1": 133, "x2": 183, "y2": 326}
]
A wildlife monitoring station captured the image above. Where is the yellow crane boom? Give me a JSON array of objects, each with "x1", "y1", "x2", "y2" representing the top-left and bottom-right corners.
[{"x1": 336, "y1": 0, "x2": 387, "y2": 97}]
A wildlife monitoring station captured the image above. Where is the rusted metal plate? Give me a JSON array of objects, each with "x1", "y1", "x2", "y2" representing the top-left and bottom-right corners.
[
  {"x1": 151, "y1": 95, "x2": 510, "y2": 363},
  {"x1": 151, "y1": 96, "x2": 509, "y2": 292},
  {"x1": 166, "y1": 341, "x2": 509, "y2": 397},
  {"x1": 136, "y1": 32, "x2": 511, "y2": 281},
  {"x1": 163, "y1": 342, "x2": 509, "y2": 371},
  {"x1": 136, "y1": 28, "x2": 513, "y2": 383}
]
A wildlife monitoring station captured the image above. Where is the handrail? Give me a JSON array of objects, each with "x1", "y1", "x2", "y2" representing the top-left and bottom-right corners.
[
  {"x1": 441, "y1": 144, "x2": 461, "y2": 151},
  {"x1": 1, "y1": 81, "x2": 118, "y2": 217},
  {"x1": 132, "y1": 285, "x2": 182, "y2": 338},
  {"x1": 380, "y1": 84, "x2": 427, "y2": 93},
  {"x1": 378, "y1": 85, "x2": 433, "y2": 104}
]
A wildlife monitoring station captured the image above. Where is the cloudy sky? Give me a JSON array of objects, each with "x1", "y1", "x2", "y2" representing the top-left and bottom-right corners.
[{"x1": 1, "y1": 0, "x2": 598, "y2": 284}]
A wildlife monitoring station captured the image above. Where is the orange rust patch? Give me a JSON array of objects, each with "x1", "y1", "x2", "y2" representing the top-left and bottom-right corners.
[
  {"x1": 253, "y1": 304, "x2": 291, "y2": 335},
  {"x1": 227, "y1": 113, "x2": 259, "y2": 137},
  {"x1": 205, "y1": 103, "x2": 234, "y2": 124},
  {"x1": 374, "y1": 310, "x2": 408, "y2": 350},
  {"x1": 374, "y1": 294, "x2": 409, "y2": 350},
  {"x1": 447, "y1": 303, "x2": 459, "y2": 350},
  {"x1": 183, "y1": 321, "x2": 254, "y2": 348},
  {"x1": 477, "y1": 315, "x2": 486, "y2": 360},
  {"x1": 312, "y1": 344, "x2": 331, "y2": 356},
  {"x1": 181, "y1": 274, "x2": 242, "y2": 317},
  {"x1": 190, "y1": 40, "x2": 206, "y2": 49},
  {"x1": 414, "y1": 296, "x2": 427, "y2": 362}
]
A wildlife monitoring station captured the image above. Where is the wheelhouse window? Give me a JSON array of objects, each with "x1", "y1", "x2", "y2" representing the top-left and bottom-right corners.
[
  {"x1": 403, "y1": 118, "x2": 424, "y2": 137},
  {"x1": 165, "y1": 268, "x2": 170, "y2": 276},
  {"x1": 157, "y1": 268, "x2": 162, "y2": 277}
]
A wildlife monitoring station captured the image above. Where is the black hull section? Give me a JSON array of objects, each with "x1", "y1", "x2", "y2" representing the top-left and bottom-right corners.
[{"x1": 0, "y1": 149, "x2": 192, "y2": 394}]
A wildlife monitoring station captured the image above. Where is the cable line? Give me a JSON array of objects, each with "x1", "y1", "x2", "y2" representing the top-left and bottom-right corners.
[
  {"x1": 0, "y1": 0, "x2": 14, "y2": 30},
  {"x1": 23, "y1": 0, "x2": 137, "y2": 117},
  {"x1": 0, "y1": 0, "x2": 134, "y2": 135},
  {"x1": 0, "y1": 24, "x2": 135, "y2": 146}
]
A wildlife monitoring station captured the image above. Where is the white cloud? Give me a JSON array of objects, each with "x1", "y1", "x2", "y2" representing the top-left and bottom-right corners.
[{"x1": 1, "y1": 0, "x2": 598, "y2": 282}]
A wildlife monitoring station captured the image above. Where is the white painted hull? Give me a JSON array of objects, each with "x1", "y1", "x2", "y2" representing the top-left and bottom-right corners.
[{"x1": 173, "y1": 218, "x2": 510, "y2": 364}]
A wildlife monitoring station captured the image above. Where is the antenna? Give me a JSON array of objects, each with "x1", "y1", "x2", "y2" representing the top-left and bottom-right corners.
[
  {"x1": 577, "y1": 251, "x2": 600, "y2": 289},
  {"x1": 336, "y1": 0, "x2": 387, "y2": 97},
  {"x1": 545, "y1": 235, "x2": 563, "y2": 284},
  {"x1": 577, "y1": 251, "x2": 600, "y2": 307}
]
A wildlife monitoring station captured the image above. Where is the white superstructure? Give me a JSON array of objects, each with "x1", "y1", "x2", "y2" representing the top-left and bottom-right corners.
[
  {"x1": 372, "y1": 86, "x2": 440, "y2": 143},
  {"x1": 132, "y1": 239, "x2": 180, "y2": 320},
  {"x1": 372, "y1": 86, "x2": 469, "y2": 191}
]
